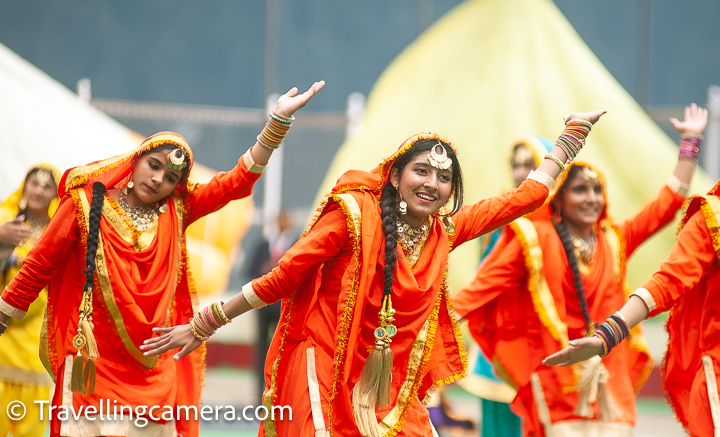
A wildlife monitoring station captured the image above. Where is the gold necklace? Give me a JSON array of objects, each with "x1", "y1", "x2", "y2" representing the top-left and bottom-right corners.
[
  {"x1": 396, "y1": 217, "x2": 432, "y2": 265},
  {"x1": 118, "y1": 193, "x2": 158, "y2": 231},
  {"x1": 570, "y1": 233, "x2": 597, "y2": 265},
  {"x1": 24, "y1": 214, "x2": 49, "y2": 244}
]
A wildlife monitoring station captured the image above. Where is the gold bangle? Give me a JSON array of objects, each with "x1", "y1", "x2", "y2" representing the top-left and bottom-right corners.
[
  {"x1": 593, "y1": 333, "x2": 608, "y2": 358},
  {"x1": 565, "y1": 119, "x2": 593, "y2": 128},
  {"x1": 189, "y1": 320, "x2": 209, "y2": 342},
  {"x1": 544, "y1": 153, "x2": 566, "y2": 172},
  {"x1": 614, "y1": 311, "x2": 630, "y2": 332},
  {"x1": 270, "y1": 111, "x2": 295, "y2": 124},
  {"x1": 216, "y1": 301, "x2": 232, "y2": 325}
]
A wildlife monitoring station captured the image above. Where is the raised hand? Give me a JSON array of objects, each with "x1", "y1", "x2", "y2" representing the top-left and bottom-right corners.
[
  {"x1": 542, "y1": 336, "x2": 603, "y2": 367},
  {"x1": 140, "y1": 325, "x2": 202, "y2": 361},
  {"x1": 0, "y1": 217, "x2": 31, "y2": 247},
  {"x1": 274, "y1": 80, "x2": 326, "y2": 118},
  {"x1": 670, "y1": 103, "x2": 708, "y2": 138},
  {"x1": 563, "y1": 110, "x2": 607, "y2": 125}
]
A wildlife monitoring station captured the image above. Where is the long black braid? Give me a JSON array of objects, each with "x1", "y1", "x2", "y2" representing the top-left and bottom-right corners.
[
  {"x1": 83, "y1": 182, "x2": 106, "y2": 292},
  {"x1": 380, "y1": 183, "x2": 399, "y2": 297}
]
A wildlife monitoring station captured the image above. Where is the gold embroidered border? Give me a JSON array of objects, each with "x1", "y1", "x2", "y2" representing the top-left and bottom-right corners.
[
  {"x1": 380, "y1": 283, "x2": 443, "y2": 437},
  {"x1": 262, "y1": 357, "x2": 280, "y2": 437},
  {"x1": 697, "y1": 196, "x2": 720, "y2": 260},
  {"x1": 102, "y1": 194, "x2": 159, "y2": 250},
  {"x1": 326, "y1": 193, "x2": 362, "y2": 433},
  {"x1": 509, "y1": 219, "x2": 568, "y2": 347}
]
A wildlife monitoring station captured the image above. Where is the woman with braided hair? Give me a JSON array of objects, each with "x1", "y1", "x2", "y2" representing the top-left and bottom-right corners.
[
  {"x1": 452, "y1": 104, "x2": 706, "y2": 436},
  {"x1": 142, "y1": 110, "x2": 605, "y2": 436},
  {"x1": 0, "y1": 81, "x2": 325, "y2": 437}
]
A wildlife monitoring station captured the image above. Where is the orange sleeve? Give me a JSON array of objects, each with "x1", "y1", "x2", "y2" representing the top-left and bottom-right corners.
[
  {"x1": 642, "y1": 211, "x2": 716, "y2": 316},
  {"x1": 451, "y1": 178, "x2": 549, "y2": 248},
  {"x1": 184, "y1": 152, "x2": 262, "y2": 226},
  {"x1": 620, "y1": 184, "x2": 686, "y2": 257},
  {"x1": 452, "y1": 231, "x2": 526, "y2": 320},
  {"x1": 0, "y1": 195, "x2": 79, "y2": 316},
  {"x1": 251, "y1": 207, "x2": 349, "y2": 305}
]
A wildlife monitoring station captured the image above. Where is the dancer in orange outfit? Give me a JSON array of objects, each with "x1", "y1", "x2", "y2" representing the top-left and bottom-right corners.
[
  {"x1": 0, "y1": 81, "x2": 325, "y2": 437},
  {"x1": 143, "y1": 111, "x2": 605, "y2": 436},
  {"x1": 0, "y1": 164, "x2": 61, "y2": 437},
  {"x1": 545, "y1": 106, "x2": 719, "y2": 437},
  {"x1": 453, "y1": 104, "x2": 705, "y2": 437}
]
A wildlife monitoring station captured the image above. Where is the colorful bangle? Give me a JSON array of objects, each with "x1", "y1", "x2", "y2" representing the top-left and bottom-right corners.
[
  {"x1": 189, "y1": 301, "x2": 232, "y2": 341},
  {"x1": 270, "y1": 111, "x2": 295, "y2": 124},
  {"x1": 544, "y1": 154, "x2": 567, "y2": 172},
  {"x1": 679, "y1": 137, "x2": 702, "y2": 161},
  {"x1": 593, "y1": 313, "x2": 631, "y2": 357},
  {"x1": 554, "y1": 119, "x2": 592, "y2": 160},
  {"x1": 256, "y1": 136, "x2": 279, "y2": 151},
  {"x1": 257, "y1": 112, "x2": 293, "y2": 149},
  {"x1": 0, "y1": 320, "x2": 8, "y2": 336}
]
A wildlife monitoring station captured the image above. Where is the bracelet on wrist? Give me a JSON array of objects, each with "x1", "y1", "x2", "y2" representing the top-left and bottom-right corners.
[
  {"x1": 679, "y1": 137, "x2": 702, "y2": 161},
  {"x1": 544, "y1": 154, "x2": 567, "y2": 172},
  {"x1": 0, "y1": 319, "x2": 8, "y2": 336}
]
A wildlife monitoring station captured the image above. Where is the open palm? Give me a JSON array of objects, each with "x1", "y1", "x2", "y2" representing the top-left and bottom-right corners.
[{"x1": 274, "y1": 80, "x2": 326, "y2": 118}]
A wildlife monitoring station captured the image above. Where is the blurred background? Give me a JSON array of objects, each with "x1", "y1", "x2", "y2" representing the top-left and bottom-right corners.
[{"x1": 1, "y1": 1, "x2": 719, "y2": 435}]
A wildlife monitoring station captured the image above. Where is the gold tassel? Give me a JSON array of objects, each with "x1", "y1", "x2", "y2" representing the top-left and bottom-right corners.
[
  {"x1": 79, "y1": 318, "x2": 99, "y2": 360},
  {"x1": 351, "y1": 295, "x2": 397, "y2": 437},
  {"x1": 573, "y1": 355, "x2": 601, "y2": 418},
  {"x1": 70, "y1": 353, "x2": 86, "y2": 394},
  {"x1": 377, "y1": 346, "x2": 393, "y2": 407},
  {"x1": 352, "y1": 346, "x2": 384, "y2": 437},
  {"x1": 83, "y1": 358, "x2": 97, "y2": 395},
  {"x1": 598, "y1": 366, "x2": 618, "y2": 422}
]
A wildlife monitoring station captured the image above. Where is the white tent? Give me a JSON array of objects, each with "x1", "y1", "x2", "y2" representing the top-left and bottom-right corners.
[{"x1": 0, "y1": 42, "x2": 140, "y2": 198}]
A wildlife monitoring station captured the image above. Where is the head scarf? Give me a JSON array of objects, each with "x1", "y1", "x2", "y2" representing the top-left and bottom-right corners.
[
  {"x1": 511, "y1": 136, "x2": 554, "y2": 168},
  {"x1": 58, "y1": 132, "x2": 194, "y2": 199},
  {"x1": 1, "y1": 163, "x2": 62, "y2": 218},
  {"x1": 548, "y1": 160, "x2": 609, "y2": 223}
]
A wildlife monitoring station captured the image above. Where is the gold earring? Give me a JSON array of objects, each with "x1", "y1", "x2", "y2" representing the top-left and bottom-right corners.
[
  {"x1": 18, "y1": 198, "x2": 27, "y2": 210},
  {"x1": 128, "y1": 181, "x2": 135, "y2": 189},
  {"x1": 397, "y1": 192, "x2": 407, "y2": 215}
]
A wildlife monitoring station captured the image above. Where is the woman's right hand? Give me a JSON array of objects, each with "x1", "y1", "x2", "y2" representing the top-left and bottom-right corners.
[
  {"x1": 0, "y1": 217, "x2": 31, "y2": 247},
  {"x1": 140, "y1": 324, "x2": 202, "y2": 361},
  {"x1": 563, "y1": 110, "x2": 607, "y2": 125},
  {"x1": 542, "y1": 336, "x2": 604, "y2": 367}
]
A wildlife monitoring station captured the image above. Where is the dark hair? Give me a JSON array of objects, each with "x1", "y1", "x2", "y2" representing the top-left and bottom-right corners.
[
  {"x1": 83, "y1": 182, "x2": 106, "y2": 293},
  {"x1": 390, "y1": 138, "x2": 464, "y2": 216},
  {"x1": 551, "y1": 165, "x2": 592, "y2": 329},
  {"x1": 377, "y1": 138, "x2": 465, "y2": 298}
]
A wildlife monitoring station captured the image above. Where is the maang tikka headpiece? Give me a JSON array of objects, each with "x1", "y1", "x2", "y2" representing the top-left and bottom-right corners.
[
  {"x1": 35, "y1": 169, "x2": 52, "y2": 188},
  {"x1": 167, "y1": 149, "x2": 188, "y2": 171},
  {"x1": 427, "y1": 142, "x2": 453, "y2": 170}
]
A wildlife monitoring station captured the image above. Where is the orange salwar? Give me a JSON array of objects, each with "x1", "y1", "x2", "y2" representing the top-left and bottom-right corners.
[
  {"x1": 632, "y1": 182, "x2": 720, "y2": 437},
  {"x1": 453, "y1": 180, "x2": 685, "y2": 437},
  {"x1": 0, "y1": 134, "x2": 263, "y2": 437},
  {"x1": 241, "y1": 134, "x2": 554, "y2": 436}
]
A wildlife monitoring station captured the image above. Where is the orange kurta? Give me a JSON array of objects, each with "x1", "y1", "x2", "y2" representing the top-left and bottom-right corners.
[
  {"x1": 453, "y1": 180, "x2": 685, "y2": 437},
  {"x1": 633, "y1": 183, "x2": 720, "y2": 437},
  {"x1": 242, "y1": 134, "x2": 553, "y2": 436},
  {"x1": 0, "y1": 133, "x2": 263, "y2": 437}
]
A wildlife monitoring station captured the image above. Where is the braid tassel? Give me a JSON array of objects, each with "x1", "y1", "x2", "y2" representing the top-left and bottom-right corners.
[{"x1": 71, "y1": 182, "x2": 105, "y2": 395}]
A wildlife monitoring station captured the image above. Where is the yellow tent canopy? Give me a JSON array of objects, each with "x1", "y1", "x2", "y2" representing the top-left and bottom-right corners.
[{"x1": 315, "y1": 0, "x2": 712, "y2": 291}]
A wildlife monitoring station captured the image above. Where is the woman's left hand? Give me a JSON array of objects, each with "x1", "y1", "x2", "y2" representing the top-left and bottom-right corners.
[
  {"x1": 274, "y1": 80, "x2": 326, "y2": 118},
  {"x1": 542, "y1": 336, "x2": 603, "y2": 367},
  {"x1": 670, "y1": 103, "x2": 708, "y2": 138},
  {"x1": 140, "y1": 325, "x2": 202, "y2": 361}
]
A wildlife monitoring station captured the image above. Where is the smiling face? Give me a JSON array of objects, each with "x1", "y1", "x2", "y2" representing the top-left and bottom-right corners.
[
  {"x1": 390, "y1": 151, "x2": 454, "y2": 227},
  {"x1": 553, "y1": 166, "x2": 605, "y2": 230},
  {"x1": 126, "y1": 150, "x2": 184, "y2": 206},
  {"x1": 23, "y1": 170, "x2": 57, "y2": 216}
]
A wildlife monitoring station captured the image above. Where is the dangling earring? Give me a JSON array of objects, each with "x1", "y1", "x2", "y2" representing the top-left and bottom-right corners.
[
  {"x1": 397, "y1": 192, "x2": 408, "y2": 215},
  {"x1": 122, "y1": 181, "x2": 135, "y2": 195},
  {"x1": 18, "y1": 198, "x2": 27, "y2": 210}
]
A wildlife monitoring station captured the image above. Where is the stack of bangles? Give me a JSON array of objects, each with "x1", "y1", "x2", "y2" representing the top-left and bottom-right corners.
[
  {"x1": 592, "y1": 312, "x2": 630, "y2": 358},
  {"x1": 679, "y1": 136, "x2": 702, "y2": 162},
  {"x1": 0, "y1": 319, "x2": 7, "y2": 336},
  {"x1": 189, "y1": 301, "x2": 232, "y2": 342},
  {"x1": 256, "y1": 111, "x2": 294, "y2": 151}
]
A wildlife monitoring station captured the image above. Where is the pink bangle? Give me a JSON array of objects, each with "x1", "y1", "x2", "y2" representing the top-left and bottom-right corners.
[{"x1": 679, "y1": 137, "x2": 702, "y2": 161}]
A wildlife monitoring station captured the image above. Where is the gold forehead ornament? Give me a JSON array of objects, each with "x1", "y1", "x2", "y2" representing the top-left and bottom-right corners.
[
  {"x1": 581, "y1": 167, "x2": 599, "y2": 183},
  {"x1": 167, "y1": 148, "x2": 188, "y2": 171},
  {"x1": 427, "y1": 142, "x2": 453, "y2": 170},
  {"x1": 34, "y1": 169, "x2": 52, "y2": 188}
]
